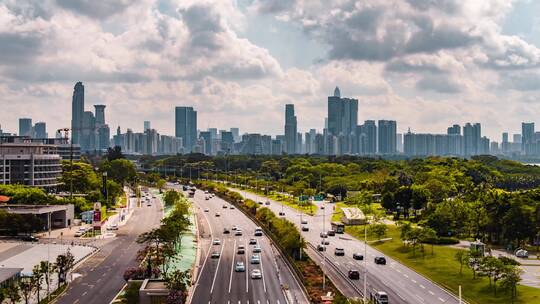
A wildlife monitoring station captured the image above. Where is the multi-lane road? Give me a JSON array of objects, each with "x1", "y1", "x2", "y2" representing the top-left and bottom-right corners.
[
  {"x1": 232, "y1": 188, "x2": 462, "y2": 304},
  {"x1": 183, "y1": 187, "x2": 308, "y2": 304},
  {"x1": 56, "y1": 192, "x2": 163, "y2": 304}
]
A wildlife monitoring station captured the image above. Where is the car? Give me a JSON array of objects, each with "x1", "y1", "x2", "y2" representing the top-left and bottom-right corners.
[
  {"x1": 232, "y1": 225, "x2": 238, "y2": 230},
  {"x1": 229, "y1": 206, "x2": 235, "y2": 209},
  {"x1": 205, "y1": 196, "x2": 210, "y2": 200},
  {"x1": 223, "y1": 228, "x2": 230, "y2": 234},
  {"x1": 279, "y1": 211, "x2": 285, "y2": 216},
  {"x1": 370, "y1": 291, "x2": 389, "y2": 304},
  {"x1": 321, "y1": 239, "x2": 330, "y2": 245},
  {"x1": 253, "y1": 245, "x2": 262, "y2": 253},
  {"x1": 249, "y1": 238, "x2": 257, "y2": 245},
  {"x1": 222, "y1": 204, "x2": 228, "y2": 209},
  {"x1": 237, "y1": 245, "x2": 245, "y2": 254},
  {"x1": 215, "y1": 212, "x2": 221, "y2": 217},
  {"x1": 301, "y1": 226, "x2": 309, "y2": 232},
  {"x1": 204, "y1": 190, "x2": 209, "y2": 194},
  {"x1": 19, "y1": 235, "x2": 38, "y2": 242},
  {"x1": 320, "y1": 205, "x2": 325, "y2": 209},
  {"x1": 204, "y1": 208, "x2": 209, "y2": 212},
  {"x1": 147, "y1": 203, "x2": 152, "y2": 207},
  {"x1": 265, "y1": 201, "x2": 270, "y2": 205},
  {"x1": 317, "y1": 244, "x2": 326, "y2": 251},
  {"x1": 212, "y1": 239, "x2": 221, "y2": 245},
  {"x1": 353, "y1": 253, "x2": 364, "y2": 260},
  {"x1": 257, "y1": 201, "x2": 264, "y2": 205},
  {"x1": 74, "y1": 230, "x2": 85, "y2": 237},
  {"x1": 107, "y1": 224, "x2": 119, "y2": 231},
  {"x1": 251, "y1": 269, "x2": 262, "y2": 279},
  {"x1": 211, "y1": 251, "x2": 220, "y2": 258},
  {"x1": 235, "y1": 261, "x2": 245, "y2": 272},
  {"x1": 374, "y1": 256, "x2": 387, "y2": 265},
  {"x1": 334, "y1": 248, "x2": 345, "y2": 256},
  {"x1": 320, "y1": 232, "x2": 328, "y2": 238},
  {"x1": 516, "y1": 249, "x2": 529, "y2": 258},
  {"x1": 301, "y1": 219, "x2": 308, "y2": 224},
  {"x1": 327, "y1": 230, "x2": 336, "y2": 236},
  {"x1": 250, "y1": 254, "x2": 261, "y2": 264},
  {"x1": 254, "y1": 227, "x2": 263, "y2": 236},
  {"x1": 235, "y1": 230, "x2": 243, "y2": 236},
  {"x1": 348, "y1": 270, "x2": 360, "y2": 280}
]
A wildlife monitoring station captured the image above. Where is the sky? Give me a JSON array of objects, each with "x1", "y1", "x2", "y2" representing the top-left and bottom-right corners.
[{"x1": 1, "y1": 0, "x2": 540, "y2": 141}]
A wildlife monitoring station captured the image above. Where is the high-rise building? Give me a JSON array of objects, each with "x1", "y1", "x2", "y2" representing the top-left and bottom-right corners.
[
  {"x1": 144, "y1": 121, "x2": 151, "y2": 132},
  {"x1": 501, "y1": 132, "x2": 509, "y2": 154},
  {"x1": 230, "y1": 128, "x2": 240, "y2": 143},
  {"x1": 327, "y1": 87, "x2": 358, "y2": 139},
  {"x1": 175, "y1": 107, "x2": 197, "y2": 153},
  {"x1": 94, "y1": 105, "x2": 106, "y2": 126},
  {"x1": 522, "y1": 122, "x2": 535, "y2": 155},
  {"x1": 284, "y1": 104, "x2": 297, "y2": 154},
  {"x1": 71, "y1": 82, "x2": 84, "y2": 145},
  {"x1": 463, "y1": 123, "x2": 481, "y2": 155},
  {"x1": 18, "y1": 118, "x2": 32, "y2": 137},
  {"x1": 396, "y1": 133, "x2": 403, "y2": 153},
  {"x1": 34, "y1": 122, "x2": 47, "y2": 138},
  {"x1": 447, "y1": 124, "x2": 461, "y2": 135},
  {"x1": 377, "y1": 120, "x2": 397, "y2": 154},
  {"x1": 221, "y1": 131, "x2": 234, "y2": 153},
  {"x1": 199, "y1": 131, "x2": 212, "y2": 155}
]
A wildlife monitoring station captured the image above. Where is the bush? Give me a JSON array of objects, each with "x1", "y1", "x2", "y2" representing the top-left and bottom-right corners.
[{"x1": 422, "y1": 236, "x2": 459, "y2": 245}]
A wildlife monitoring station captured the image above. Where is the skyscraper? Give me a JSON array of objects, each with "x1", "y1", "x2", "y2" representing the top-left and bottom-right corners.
[
  {"x1": 18, "y1": 118, "x2": 32, "y2": 137},
  {"x1": 144, "y1": 121, "x2": 151, "y2": 132},
  {"x1": 94, "y1": 105, "x2": 106, "y2": 126},
  {"x1": 463, "y1": 123, "x2": 481, "y2": 155},
  {"x1": 327, "y1": 87, "x2": 358, "y2": 138},
  {"x1": 284, "y1": 104, "x2": 297, "y2": 154},
  {"x1": 71, "y1": 82, "x2": 84, "y2": 145},
  {"x1": 447, "y1": 124, "x2": 461, "y2": 135},
  {"x1": 34, "y1": 122, "x2": 47, "y2": 138},
  {"x1": 175, "y1": 107, "x2": 197, "y2": 153},
  {"x1": 377, "y1": 120, "x2": 397, "y2": 154},
  {"x1": 522, "y1": 122, "x2": 535, "y2": 155}
]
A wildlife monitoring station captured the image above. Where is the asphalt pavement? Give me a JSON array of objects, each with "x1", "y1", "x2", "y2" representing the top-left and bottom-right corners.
[
  {"x1": 231, "y1": 188, "x2": 463, "y2": 304},
  {"x1": 185, "y1": 188, "x2": 308, "y2": 304},
  {"x1": 55, "y1": 193, "x2": 163, "y2": 304}
]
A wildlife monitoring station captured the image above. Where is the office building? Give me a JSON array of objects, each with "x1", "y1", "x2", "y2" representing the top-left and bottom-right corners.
[
  {"x1": 199, "y1": 131, "x2": 212, "y2": 155},
  {"x1": 447, "y1": 124, "x2": 461, "y2": 135},
  {"x1": 284, "y1": 104, "x2": 297, "y2": 154},
  {"x1": 71, "y1": 82, "x2": 85, "y2": 145},
  {"x1": 144, "y1": 121, "x2": 151, "y2": 132},
  {"x1": 34, "y1": 122, "x2": 47, "y2": 139},
  {"x1": 327, "y1": 87, "x2": 358, "y2": 142},
  {"x1": 18, "y1": 118, "x2": 32, "y2": 137},
  {"x1": 230, "y1": 128, "x2": 240, "y2": 143},
  {"x1": 378, "y1": 120, "x2": 397, "y2": 154},
  {"x1": 522, "y1": 122, "x2": 535, "y2": 155},
  {"x1": 0, "y1": 142, "x2": 62, "y2": 189},
  {"x1": 463, "y1": 123, "x2": 481, "y2": 155},
  {"x1": 175, "y1": 107, "x2": 197, "y2": 153}
]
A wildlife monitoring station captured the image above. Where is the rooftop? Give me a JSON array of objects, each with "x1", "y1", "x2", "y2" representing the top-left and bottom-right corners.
[{"x1": 0, "y1": 268, "x2": 23, "y2": 283}]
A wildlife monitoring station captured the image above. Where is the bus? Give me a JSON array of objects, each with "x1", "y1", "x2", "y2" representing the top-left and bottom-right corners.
[{"x1": 331, "y1": 222, "x2": 345, "y2": 234}]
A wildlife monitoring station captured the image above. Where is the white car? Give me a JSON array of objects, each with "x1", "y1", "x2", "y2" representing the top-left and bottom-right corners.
[
  {"x1": 235, "y1": 261, "x2": 245, "y2": 272},
  {"x1": 107, "y1": 224, "x2": 118, "y2": 231},
  {"x1": 212, "y1": 239, "x2": 221, "y2": 245},
  {"x1": 250, "y1": 254, "x2": 261, "y2": 264},
  {"x1": 253, "y1": 245, "x2": 262, "y2": 253},
  {"x1": 301, "y1": 219, "x2": 308, "y2": 224},
  {"x1": 235, "y1": 230, "x2": 243, "y2": 236},
  {"x1": 251, "y1": 269, "x2": 262, "y2": 279},
  {"x1": 204, "y1": 208, "x2": 209, "y2": 212}
]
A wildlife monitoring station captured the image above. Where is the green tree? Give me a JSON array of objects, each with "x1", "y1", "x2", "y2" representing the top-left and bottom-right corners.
[
  {"x1": 58, "y1": 161, "x2": 100, "y2": 194},
  {"x1": 420, "y1": 227, "x2": 437, "y2": 256},
  {"x1": 455, "y1": 250, "x2": 469, "y2": 275},
  {"x1": 31, "y1": 263, "x2": 44, "y2": 303},
  {"x1": 157, "y1": 179, "x2": 167, "y2": 193},
  {"x1": 500, "y1": 265, "x2": 523, "y2": 303},
  {"x1": 55, "y1": 251, "x2": 75, "y2": 286},
  {"x1": 371, "y1": 224, "x2": 388, "y2": 240},
  {"x1": 18, "y1": 276, "x2": 34, "y2": 304},
  {"x1": 4, "y1": 281, "x2": 20, "y2": 304},
  {"x1": 101, "y1": 159, "x2": 137, "y2": 185},
  {"x1": 106, "y1": 146, "x2": 125, "y2": 161}
]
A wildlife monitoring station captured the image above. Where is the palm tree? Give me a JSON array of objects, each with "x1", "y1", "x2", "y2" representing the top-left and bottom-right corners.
[
  {"x1": 32, "y1": 263, "x2": 45, "y2": 303},
  {"x1": 55, "y1": 250, "x2": 75, "y2": 287},
  {"x1": 39, "y1": 260, "x2": 54, "y2": 301},
  {"x1": 18, "y1": 276, "x2": 34, "y2": 304},
  {"x1": 4, "y1": 281, "x2": 20, "y2": 304}
]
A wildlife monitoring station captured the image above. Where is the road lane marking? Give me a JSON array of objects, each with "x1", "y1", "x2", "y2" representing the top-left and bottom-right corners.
[
  {"x1": 228, "y1": 239, "x2": 237, "y2": 293},
  {"x1": 82, "y1": 291, "x2": 87, "y2": 296},
  {"x1": 429, "y1": 290, "x2": 435, "y2": 295},
  {"x1": 403, "y1": 274, "x2": 408, "y2": 278},
  {"x1": 210, "y1": 242, "x2": 225, "y2": 293},
  {"x1": 246, "y1": 239, "x2": 249, "y2": 293},
  {"x1": 439, "y1": 297, "x2": 445, "y2": 302},
  {"x1": 411, "y1": 279, "x2": 417, "y2": 283},
  {"x1": 260, "y1": 244, "x2": 267, "y2": 293},
  {"x1": 419, "y1": 284, "x2": 426, "y2": 289}
]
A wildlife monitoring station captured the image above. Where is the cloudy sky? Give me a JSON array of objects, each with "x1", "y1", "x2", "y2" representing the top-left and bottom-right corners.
[{"x1": 1, "y1": 0, "x2": 540, "y2": 140}]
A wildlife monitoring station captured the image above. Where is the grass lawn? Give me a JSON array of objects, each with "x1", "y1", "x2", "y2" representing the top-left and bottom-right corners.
[
  {"x1": 233, "y1": 186, "x2": 318, "y2": 214},
  {"x1": 345, "y1": 224, "x2": 540, "y2": 304}
]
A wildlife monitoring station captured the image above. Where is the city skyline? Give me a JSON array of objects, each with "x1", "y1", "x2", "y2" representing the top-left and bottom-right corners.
[{"x1": 1, "y1": 1, "x2": 540, "y2": 139}]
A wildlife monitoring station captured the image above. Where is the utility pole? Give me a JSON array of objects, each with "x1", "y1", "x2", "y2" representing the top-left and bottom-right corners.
[{"x1": 363, "y1": 223, "x2": 367, "y2": 302}]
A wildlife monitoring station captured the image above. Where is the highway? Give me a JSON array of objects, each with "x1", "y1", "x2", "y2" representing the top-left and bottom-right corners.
[
  {"x1": 184, "y1": 187, "x2": 308, "y2": 304},
  {"x1": 56, "y1": 192, "x2": 163, "y2": 304},
  {"x1": 232, "y1": 188, "x2": 462, "y2": 304}
]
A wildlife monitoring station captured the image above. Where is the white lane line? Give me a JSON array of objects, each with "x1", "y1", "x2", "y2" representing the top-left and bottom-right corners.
[
  {"x1": 245, "y1": 239, "x2": 249, "y2": 293},
  {"x1": 411, "y1": 279, "x2": 417, "y2": 283},
  {"x1": 192, "y1": 202, "x2": 215, "y2": 296},
  {"x1": 260, "y1": 244, "x2": 267, "y2": 293},
  {"x1": 419, "y1": 284, "x2": 426, "y2": 289},
  {"x1": 210, "y1": 242, "x2": 225, "y2": 293},
  {"x1": 429, "y1": 290, "x2": 435, "y2": 295},
  {"x1": 228, "y1": 239, "x2": 237, "y2": 293},
  {"x1": 403, "y1": 274, "x2": 409, "y2": 278},
  {"x1": 439, "y1": 297, "x2": 445, "y2": 302}
]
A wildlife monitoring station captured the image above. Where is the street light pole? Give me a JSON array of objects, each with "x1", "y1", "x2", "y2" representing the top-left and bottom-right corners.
[{"x1": 363, "y1": 223, "x2": 367, "y2": 302}]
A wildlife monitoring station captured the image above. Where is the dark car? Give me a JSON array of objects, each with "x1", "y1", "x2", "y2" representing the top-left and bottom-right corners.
[
  {"x1": 211, "y1": 251, "x2": 220, "y2": 259},
  {"x1": 317, "y1": 244, "x2": 326, "y2": 251},
  {"x1": 348, "y1": 270, "x2": 360, "y2": 280},
  {"x1": 334, "y1": 248, "x2": 345, "y2": 256},
  {"x1": 279, "y1": 211, "x2": 285, "y2": 216},
  {"x1": 19, "y1": 235, "x2": 38, "y2": 242},
  {"x1": 374, "y1": 256, "x2": 387, "y2": 265},
  {"x1": 301, "y1": 226, "x2": 309, "y2": 232},
  {"x1": 223, "y1": 228, "x2": 230, "y2": 234},
  {"x1": 353, "y1": 253, "x2": 364, "y2": 260},
  {"x1": 327, "y1": 230, "x2": 336, "y2": 236}
]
